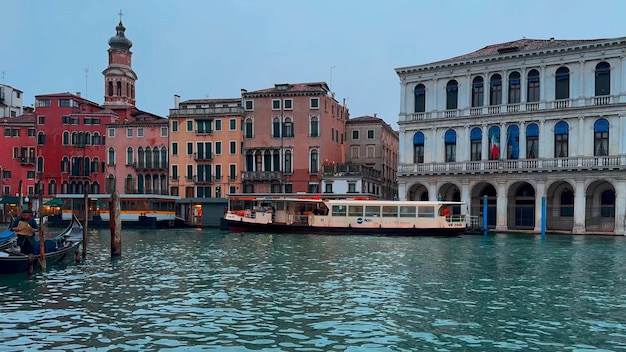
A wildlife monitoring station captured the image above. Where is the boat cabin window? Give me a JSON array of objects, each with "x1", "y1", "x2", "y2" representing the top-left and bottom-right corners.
[
  {"x1": 399, "y1": 206, "x2": 417, "y2": 218},
  {"x1": 365, "y1": 205, "x2": 380, "y2": 217},
  {"x1": 348, "y1": 205, "x2": 363, "y2": 217},
  {"x1": 276, "y1": 201, "x2": 285, "y2": 211},
  {"x1": 332, "y1": 205, "x2": 346, "y2": 216},
  {"x1": 418, "y1": 206, "x2": 435, "y2": 218},
  {"x1": 382, "y1": 206, "x2": 398, "y2": 217}
]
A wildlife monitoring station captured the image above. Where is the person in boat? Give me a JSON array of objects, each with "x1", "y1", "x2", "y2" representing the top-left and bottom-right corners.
[
  {"x1": 11, "y1": 209, "x2": 39, "y2": 255},
  {"x1": 443, "y1": 206, "x2": 451, "y2": 218}
]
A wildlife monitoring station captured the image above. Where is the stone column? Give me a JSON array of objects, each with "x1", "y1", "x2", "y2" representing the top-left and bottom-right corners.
[
  {"x1": 399, "y1": 80, "x2": 407, "y2": 122},
  {"x1": 496, "y1": 180, "x2": 507, "y2": 231},
  {"x1": 431, "y1": 128, "x2": 437, "y2": 163},
  {"x1": 577, "y1": 116, "x2": 584, "y2": 161},
  {"x1": 539, "y1": 119, "x2": 546, "y2": 158},
  {"x1": 461, "y1": 180, "x2": 471, "y2": 216},
  {"x1": 519, "y1": 121, "x2": 527, "y2": 159},
  {"x1": 429, "y1": 183, "x2": 438, "y2": 202},
  {"x1": 614, "y1": 178, "x2": 626, "y2": 235},
  {"x1": 534, "y1": 178, "x2": 545, "y2": 232},
  {"x1": 500, "y1": 122, "x2": 507, "y2": 160},
  {"x1": 482, "y1": 124, "x2": 488, "y2": 161},
  {"x1": 572, "y1": 178, "x2": 586, "y2": 234}
]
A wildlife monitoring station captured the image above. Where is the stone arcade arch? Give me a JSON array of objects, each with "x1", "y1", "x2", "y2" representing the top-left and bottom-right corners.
[
  {"x1": 586, "y1": 180, "x2": 615, "y2": 233},
  {"x1": 406, "y1": 183, "x2": 429, "y2": 201},
  {"x1": 471, "y1": 182, "x2": 497, "y2": 228},
  {"x1": 507, "y1": 182, "x2": 536, "y2": 231},
  {"x1": 438, "y1": 182, "x2": 462, "y2": 214},
  {"x1": 546, "y1": 180, "x2": 574, "y2": 232}
]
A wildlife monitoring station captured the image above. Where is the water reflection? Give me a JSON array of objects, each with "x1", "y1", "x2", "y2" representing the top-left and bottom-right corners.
[{"x1": 1, "y1": 229, "x2": 626, "y2": 351}]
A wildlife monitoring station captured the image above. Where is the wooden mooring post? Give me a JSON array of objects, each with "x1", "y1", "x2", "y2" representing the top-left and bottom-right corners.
[
  {"x1": 38, "y1": 185, "x2": 46, "y2": 270},
  {"x1": 110, "y1": 190, "x2": 121, "y2": 257},
  {"x1": 82, "y1": 189, "x2": 88, "y2": 260}
]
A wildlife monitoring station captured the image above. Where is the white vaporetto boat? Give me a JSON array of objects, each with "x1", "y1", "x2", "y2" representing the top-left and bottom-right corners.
[{"x1": 224, "y1": 195, "x2": 469, "y2": 236}]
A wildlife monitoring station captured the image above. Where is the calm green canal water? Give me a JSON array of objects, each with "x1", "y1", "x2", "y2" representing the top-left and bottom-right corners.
[{"x1": 1, "y1": 228, "x2": 626, "y2": 351}]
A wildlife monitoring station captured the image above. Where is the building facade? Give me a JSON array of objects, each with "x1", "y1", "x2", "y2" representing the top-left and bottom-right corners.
[
  {"x1": 241, "y1": 82, "x2": 349, "y2": 194},
  {"x1": 345, "y1": 115, "x2": 398, "y2": 199},
  {"x1": 168, "y1": 96, "x2": 244, "y2": 225},
  {"x1": 0, "y1": 84, "x2": 24, "y2": 118},
  {"x1": 396, "y1": 37, "x2": 626, "y2": 235}
]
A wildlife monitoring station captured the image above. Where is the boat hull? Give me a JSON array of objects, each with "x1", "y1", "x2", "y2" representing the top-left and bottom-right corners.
[
  {"x1": 225, "y1": 219, "x2": 464, "y2": 236},
  {"x1": 0, "y1": 217, "x2": 83, "y2": 275}
]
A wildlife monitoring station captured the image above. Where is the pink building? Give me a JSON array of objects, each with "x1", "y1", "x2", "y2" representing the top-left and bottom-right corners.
[{"x1": 241, "y1": 82, "x2": 348, "y2": 193}]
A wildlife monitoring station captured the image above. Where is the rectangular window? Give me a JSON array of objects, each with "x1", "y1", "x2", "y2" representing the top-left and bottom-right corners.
[
  {"x1": 284, "y1": 183, "x2": 293, "y2": 193},
  {"x1": 230, "y1": 141, "x2": 236, "y2": 154},
  {"x1": 284, "y1": 99, "x2": 293, "y2": 110},
  {"x1": 215, "y1": 119, "x2": 222, "y2": 131},
  {"x1": 399, "y1": 206, "x2": 417, "y2": 217},
  {"x1": 172, "y1": 120, "x2": 178, "y2": 132},
  {"x1": 352, "y1": 130, "x2": 359, "y2": 140},
  {"x1": 325, "y1": 183, "x2": 333, "y2": 193},
  {"x1": 186, "y1": 165, "x2": 193, "y2": 180},
  {"x1": 37, "y1": 99, "x2": 51, "y2": 107},
  {"x1": 244, "y1": 100, "x2": 254, "y2": 110},
  {"x1": 310, "y1": 98, "x2": 319, "y2": 109},
  {"x1": 272, "y1": 100, "x2": 281, "y2": 110},
  {"x1": 161, "y1": 127, "x2": 168, "y2": 137},
  {"x1": 137, "y1": 128, "x2": 144, "y2": 137},
  {"x1": 187, "y1": 120, "x2": 193, "y2": 132},
  {"x1": 108, "y1": 128, "x2": 115, "y2": 138},
  {"x1": 172, "y1": 142, "x2": 178, "y2": 155},
  {"x1": 350, "y1": 146, "x2": 359, "y2": 158},
  {"x1": 382, "y1": 206, "x2": 398, "y2": 217},
  {"x1": 38, "y1": 116, "x2": 45, "y2": 125},
  {"x1": 215, "y1": 164, "x2": 222, "y2": 180},
  {"x1": 367, "y1": 130, "x2": 374, "y2": 139},
  {"x1": 348, "y1": 183, "x2": 356, "y2": 193},
  {"x1": 215, "y1": 141, "x2": 222, "y2": 155},
  {"x1": 366, "y1": 145, "x2": 375, "y2": 158},
  {"x1": 332, "y1": 205, "x2": 347, "y2": 216},
  {"x1": 187, "y1": 142, "x2": 193, "y2": 155},
  {"x1": 59, "y1": 99, "x2": 71, "y2": 107},
  {"x1": 229, "y1": 118, "x2": 237, "y2": 130},
  {"x1": 229, "y1": 164, "x2": 236, "y2": 180},
  {"x1": 418, "y1": 206, "x2": 435, "y2": 218},
  {"x1": 127, "y1": 128, "x2": 133, "y2": 137},
  {"x1": 348, "y1": 205, "x2": 363, "y2": 217}
]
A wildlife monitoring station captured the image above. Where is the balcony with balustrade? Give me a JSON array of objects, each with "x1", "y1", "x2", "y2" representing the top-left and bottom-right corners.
[
  {"x1": 241, "y1": 171, "x2": 283, "y2": 181},
  {"x1": 398, "y1": 155, "x2": 626, "y2": 177}
]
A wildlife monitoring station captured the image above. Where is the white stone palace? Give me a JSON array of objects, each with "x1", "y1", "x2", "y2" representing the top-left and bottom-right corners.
[{"x1": 395, "y1": 37, "x2": 626, "y2": 235}]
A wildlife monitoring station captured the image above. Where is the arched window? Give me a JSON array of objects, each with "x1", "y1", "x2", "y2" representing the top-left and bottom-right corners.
[
  {"x1": 413, "y1": 132, "x2": 424, "y2": 163},
  {"x1": 91, "y1": 157, "x2": 100, "y2": 173},
  {"x1": 85, "y1": 132, "x2": 91, "y2": 146},
  {"x1": 507, "y1": 125, "x2": 520, "y2": 160},
  {"x1": 446, "y1": 80, "x2": 458, "y2": 110},
  {"x1": 125, "y1": 174, "x2": 134, "y2": 194},
  {"x1": 488, "y1": 126, "x2": 500, "y2": 160},
  {"x1": 283, "y1": 117, "x2": 293, "y2": 137},
  {"x1": 263, "y1": 150, "x2": 272, "y2": 172},
  {"x1": 489, "y1": 74, "x2": 502, "y2": 106},
  {"x1": 272, "y1": 116, "x2": 281, "y2": 137},
  {"x1": 245, "y1": 118, "x2": 253, "y2": 138},
  {"x1": 472, "y1": 76, "x2": 484, "y2": 107},
  {"x1": 527, "y1": 69, "x2": 540, "y2": 102},
  {"x1": 272, "y1": 149, "x2": 280, "y2": 171},
  {"x1": 127, "y1": 147, "x2": 134, "y2": 166},
  {"x1": 595, "y1": 62, "x2": 610, "y2": 96},
  {"x1": 138, "y1": 174, "x2": 145, "y2": 194},
  {"x1": 470, "y1": 128, "x2": 482, "y2": 161},
  {"x1": 108, "y1": 147, "x2": 116, "y2": 166},
  {"x1": 555, "y1": 67, "x2": 570, "y2": 100},
  {"x1": 108, "y1": 81, "x2": 113, "y2": 96},
  {"x1": 48, "y1": 180, "x2": 57, "y2": 196},
  {"x1": 145, "y1": 147, "x2": 153, "y2": 168},
  {"x1": 63, "y1": 131, "x2": 70, "y2": 145},
  {"x1": 310, "y1": 116, "x2": 319, "y2": 137},
  {"x1": 526, "y1": 123, "x2": 539, "y2": 159},
  {"x1": 414, "y1": 84, "x2": 426, "y2": 112},
  {"x1": 245, "y1": 151, "x2": 254, "y2": 171},
  {"x1": 594, "y1": 119, "x2": 609, "y2": 156},
  {"x1": 91, "y1": 181, "x2": 100, "y2": 194},
  {"x1": 285, "y1": 150, "x2": 292, "y2": 173},
  {"x1": 61, "y1": 156, "x2": 70, "y2": 173},
  {"x1": 106, "y1": 174, "x2": 115, "y2": 194},
  {"x1": 137, "y1": 147, "x2": 145, "y2": 168},
  {"x1": 153, "y1": 148, "x2": 160, "y2": 168},
  {"x1": 37, "y1": 132, "x2": 46, "y2": 145},
  {"x1": 554, "y1": 121, "x2": 569, "y2": 157},
  {"x1": 508, "y1": 72, "x2": 521, "y2": 104},
  {"x1": 116, "y1": 81, "x2": 122, "y2": 96},
  {"x1": 445, "y1": 129, "x2": 456, "y2": 162},
  {"x1": 37, "y1": 156, "x2": 44, "y2": 174},
  {"x1": 310, "y1": 149, "x2": 319, "y2": 173}
]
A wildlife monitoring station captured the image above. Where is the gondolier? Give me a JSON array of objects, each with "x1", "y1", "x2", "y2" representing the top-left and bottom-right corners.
[{"x1": 11, "y1": 209, "x2": 38, "y2": 255}]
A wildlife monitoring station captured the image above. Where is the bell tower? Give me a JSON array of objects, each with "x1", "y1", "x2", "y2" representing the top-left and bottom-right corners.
[{"x1": 102, "y1": 12, "x2": 137, "y2": 108}]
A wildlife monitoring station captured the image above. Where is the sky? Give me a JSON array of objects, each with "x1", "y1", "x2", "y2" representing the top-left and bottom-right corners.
[{"x1": 3, "y1": 0, "x2": 626, "y2": 129}]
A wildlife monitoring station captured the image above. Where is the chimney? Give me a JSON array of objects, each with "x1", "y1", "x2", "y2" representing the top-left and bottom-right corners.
[
  {"x1": 174, "y1": 94, "x2": 180, "y2": 109},
  {"x1": 240, "y1": 89, "x2": 247, "y2": 94},
  {"x1": 76, "y1": 92, "x2": 81, "y2": 97}
]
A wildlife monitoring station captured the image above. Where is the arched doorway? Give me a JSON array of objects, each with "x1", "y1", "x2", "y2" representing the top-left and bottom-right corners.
[
  {"x1": 508, "y1": 182, "x2": 535, "y2": 230},
  {"x1": 471, "y1": 183, "x2": 497, "y2": 228},
  {"x1": 438, "y1": 182, "x2": 461, "y2": 214},
  {"x1": 407, "y1": 183, "x2": 428, "y2": 201},
  {"x1": 546, "y1": 181, "x2": 574, "y2": 231},
  {"x1": 586, "y1": 180, "x2": 615, "y2": 232}
]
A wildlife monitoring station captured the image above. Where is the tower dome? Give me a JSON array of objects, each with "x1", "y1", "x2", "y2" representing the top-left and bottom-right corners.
[{"x1": 108, "y1": 21, "x2": 133, "y2": 51}]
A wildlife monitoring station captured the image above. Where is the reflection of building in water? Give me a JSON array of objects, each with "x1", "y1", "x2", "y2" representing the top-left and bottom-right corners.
[{"x1": 396, "y1": 37, "x2": 626, "y2": 235}]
